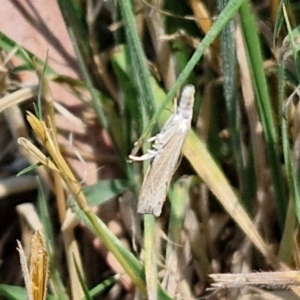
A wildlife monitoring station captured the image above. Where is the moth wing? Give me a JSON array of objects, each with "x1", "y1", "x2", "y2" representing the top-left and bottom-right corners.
[{"x1": 137, "y1": 122, "x2": 189, "y2": 216}]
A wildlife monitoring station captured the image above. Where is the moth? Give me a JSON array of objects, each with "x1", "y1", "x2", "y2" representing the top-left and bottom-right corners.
[{"x1": 129, "y1": 85, "x2": 195, "y2": 216}]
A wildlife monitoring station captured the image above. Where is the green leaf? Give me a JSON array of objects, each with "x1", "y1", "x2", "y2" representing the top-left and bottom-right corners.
[
  {"x1": 17, "y1": 162, "x2": 42, "y2": 176},
  {"x1": 0, "y1": 285, "x2": 28, "y2": 300},
  {"x1": 69, "y1": 179, "x2": 129, "y2": 207}
]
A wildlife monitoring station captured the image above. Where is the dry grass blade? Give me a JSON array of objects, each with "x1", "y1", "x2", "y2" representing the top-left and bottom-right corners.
[
  {"x1": 0, "y1": 175, "x2": 37, "y2": 199},
  {"x1": 210, "y1": 271, "x2": 300, "y2": 289},
  {"x1": 0, "y1": 85, "x2": 38, "y2": 113},
  {"x1": 143, "y1": 0, "x2": 177, "y2": 90},
  {"x1": 189, "y1": 0, "x2": 213, "y2": 34},
  {"x1": 16, "y1": 203, "x2": 43, "y2": 232}
]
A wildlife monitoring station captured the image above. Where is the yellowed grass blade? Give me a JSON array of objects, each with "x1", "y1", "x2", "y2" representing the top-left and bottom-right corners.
[
  {"x1": 18, "y1": 137, "x2": 60, "y2": 172},
  {"x1": 182, "y1": 131, "x2": 276, "y2": 265},
  {"x1": 17, "y1": 230, "x2": 49, "y2": 300}
]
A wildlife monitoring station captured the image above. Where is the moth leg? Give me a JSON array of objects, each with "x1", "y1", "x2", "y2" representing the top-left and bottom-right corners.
[
  {"x1": 147, "y1": 131, "x2": 166, "y2": 145},
  {"x1": 129, "y1": 148, "x2": 158, "y2": 161},
  {"x1": 146, "y1": 135, "x2": 158, "y2": 143},
  {"x1": 129, "y1": 146, "x2": 163, "y2": 161},
  {"x1": 147, "y1": 148, "x2": 158, "y2": 155},
  {"x1": 129, "y1": 132, "x2": 165, "y2": 161},
  {"x1": 129, "y1": 153, "x2": 151, "y2": 161},
  {"x1": 152, "y1": 141, "x2": 162, "y2": 150},
  {"x1": 152, "y1": 132, "x2": 166, "y2": 147}
]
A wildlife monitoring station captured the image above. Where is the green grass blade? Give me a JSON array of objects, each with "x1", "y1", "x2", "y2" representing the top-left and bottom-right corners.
[
  {"x1": 69, "y1": 179, "x2": 129, "y2": 207},
  {"x1": 278, "y1": 60, "x2": 297, "y2": 262},
  {"x1": 56, "y1": 0, "x2": 92, "y2": 68},
  {"x1": 111, "y1": 45, "x2": 140, "y2": 154},
  {"x1": 239, "y1": 1, "x2": 287, "y2": 229},
  {"x1": 217, "y1": 0, "x2": 253, "y2": 209},
  {"x1": 166, "y1": 177, "x2": 194, "y2": 261},
  {"x1": 69, "y1": 200, "x2": 172, "y2": 299},
  {"x1": 35, "y1": 51, "x2": 50, "y2": 120},
  {"x1": 68, "y1": 28, "x2": 125, "y2": 160},
  {"x1": 143, "y1": 215, "x2": 158, "y2": 300},
  {"x1": 87, "y1": 275, "x2": 116, "y2": 298},
  {"x1": 0, "y1": 31, "x2": 55, "y2": 74},
  {"x1": 68, "y1": 200, "x2": 145, "y2": 292},
  {"x1": 118, "y1": 0, "x2": 156, "y2": 126},
  {"x1": 281, "y1": 6, "x2": 300, "y2": 224},
  {"x1": 0, "y1": 285, "x2": 28, "y2": 300},
  {"x1": 282, "y1": 5, "x2": 300, "y2": 80},
  {"x1": 57, "y1": 0, "x2": 125, "y2": 160},
  {"x1": 73, "y1": 255, "x2": 93, "y2": 300}
]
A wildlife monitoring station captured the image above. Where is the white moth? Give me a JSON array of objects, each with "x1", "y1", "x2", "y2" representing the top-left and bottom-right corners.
[{"x1": 129, "y1": 85, "x2": 195, "y2": 216}]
